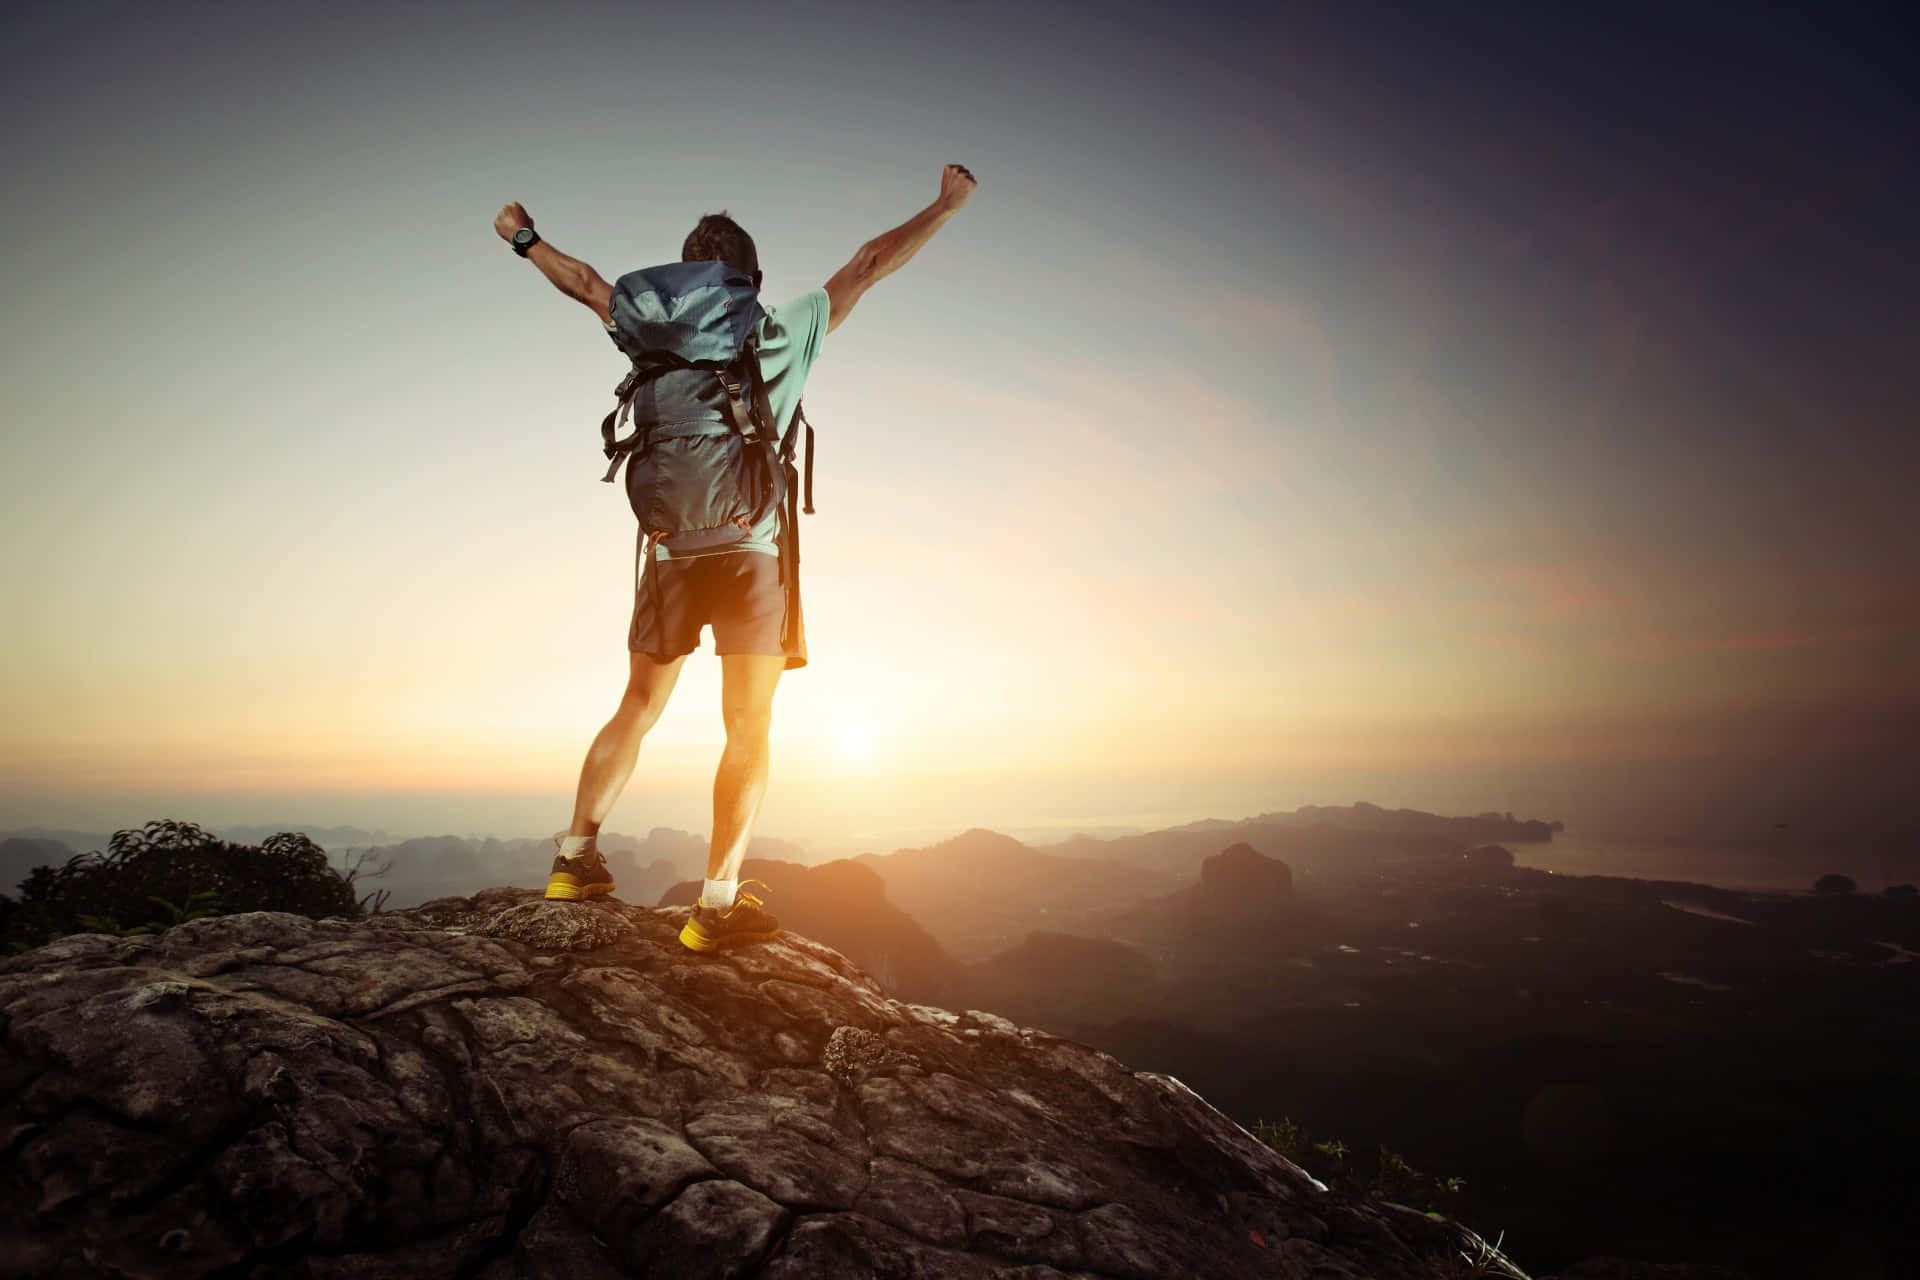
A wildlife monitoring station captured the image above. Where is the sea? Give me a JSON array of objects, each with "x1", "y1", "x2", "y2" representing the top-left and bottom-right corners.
[{"x1": 1511, "y1": 826, "x2": 1919, "y2": 894}]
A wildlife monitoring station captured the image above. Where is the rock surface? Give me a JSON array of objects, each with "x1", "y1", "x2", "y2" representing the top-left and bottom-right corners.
[{"x1": 0, "y1": 888, "x2": 1526, "y2": 1278}]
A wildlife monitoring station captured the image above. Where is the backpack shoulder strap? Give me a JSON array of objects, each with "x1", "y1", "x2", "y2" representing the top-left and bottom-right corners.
[{"x1": 712, "y1": 359, "x2": 761, "y2": 441}]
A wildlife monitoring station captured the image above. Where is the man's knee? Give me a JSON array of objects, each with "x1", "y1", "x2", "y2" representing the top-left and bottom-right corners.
[
  {"x1": 723, "y1": 703, "x2": 773, "y2": 745},
  {"x1": 619, "y1": 652, "x2": 684, "y2": 720},
  {"x1": 718, "y1": 653, "x2": 783, "y2": 746}
]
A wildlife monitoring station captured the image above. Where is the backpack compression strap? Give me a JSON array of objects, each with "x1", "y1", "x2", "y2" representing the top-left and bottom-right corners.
[
  {"x1": 598, "y1": 346, "x2": 815, "y2": 519},
  {"x1": 599, "y1": 354, "x2": 681, "y2": 483},
  {"x1": 597, "y1": 351, "x2": 763, "y2": 484}
]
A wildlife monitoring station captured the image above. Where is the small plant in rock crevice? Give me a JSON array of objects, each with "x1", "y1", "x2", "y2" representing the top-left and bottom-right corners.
[{"x1": 1250, "y1": 1116, "x2": 1468, "y2": 1217}]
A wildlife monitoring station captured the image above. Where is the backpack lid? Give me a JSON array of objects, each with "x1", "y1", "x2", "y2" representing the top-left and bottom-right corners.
[{"x1": 607, "y1": 260, "x2": 765, "y2": 366}]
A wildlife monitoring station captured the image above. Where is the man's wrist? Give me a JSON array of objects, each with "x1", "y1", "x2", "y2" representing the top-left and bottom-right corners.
[{"x1": 511, "y1": 227, "x2": 542, "y2": 258}]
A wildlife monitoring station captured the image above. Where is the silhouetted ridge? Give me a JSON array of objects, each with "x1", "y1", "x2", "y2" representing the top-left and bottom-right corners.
[{"x1": 857, "y1": 831, "x2": 1178, "y2": 962}]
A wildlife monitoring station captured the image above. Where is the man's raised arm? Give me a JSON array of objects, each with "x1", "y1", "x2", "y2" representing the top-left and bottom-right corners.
[
  {"x1": 493, "y1": 202, "x2": 615, "y2": 325},
  {"x1": 823, "y1": 164, "x2": 977, "y2": 334}
]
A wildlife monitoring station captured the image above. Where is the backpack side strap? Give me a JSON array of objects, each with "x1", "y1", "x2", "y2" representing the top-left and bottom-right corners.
[
  {"x1": 795, "y1": 401, "x2": 816, "y2": 515},
  {"x1": 741, "y1": 348, "x2": 816, "y2": 517}
]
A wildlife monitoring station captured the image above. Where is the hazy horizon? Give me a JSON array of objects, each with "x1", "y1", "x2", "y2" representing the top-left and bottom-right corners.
[
  {"x1": 6, "y1": 748, "x2": 1915, "y2": 857},
  {"x1": 6, "y1": 3, "x2": 1915, "y2": 864}
]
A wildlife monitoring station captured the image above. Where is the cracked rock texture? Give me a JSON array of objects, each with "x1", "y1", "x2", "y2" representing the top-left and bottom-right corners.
[{"x1": 1, "y1": 888, "x2": 1525, "y2": 1278}]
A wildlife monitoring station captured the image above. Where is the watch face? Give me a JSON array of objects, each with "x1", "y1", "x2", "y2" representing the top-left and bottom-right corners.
[{"x1": 513, "y1": 228, "x2": 536, "y2": 247}]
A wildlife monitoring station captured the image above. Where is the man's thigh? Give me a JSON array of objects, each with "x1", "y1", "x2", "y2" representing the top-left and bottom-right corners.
[
  {"x1": 630, "y1": 549, "x2": 801, "y2": 666},
  {"x1": 629, "y1": 554, "x2": 706, "y2": 659},
  {"x1": 707, "y1": 552, "x2": 796, "y2": 663}
]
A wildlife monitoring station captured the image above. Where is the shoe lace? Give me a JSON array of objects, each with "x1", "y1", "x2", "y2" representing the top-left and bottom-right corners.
[{"x1": 735, "y1": 878, "x2": 771, "y2": 910}]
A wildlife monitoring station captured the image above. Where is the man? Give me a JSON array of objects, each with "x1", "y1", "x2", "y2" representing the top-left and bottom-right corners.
[{"x1": 492, "y1": 164, "x2": 977, "y2": 951}]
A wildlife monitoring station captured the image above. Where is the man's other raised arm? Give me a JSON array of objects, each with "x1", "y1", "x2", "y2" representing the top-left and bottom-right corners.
[
  {"x1": 493, "y1": 202, "x2": 615, "y2": 325},
  {"x1": 823, "y1": 164, "x2": 977, "y2": 334}
]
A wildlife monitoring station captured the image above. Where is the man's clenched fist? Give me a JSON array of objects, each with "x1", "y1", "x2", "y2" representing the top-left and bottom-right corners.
[
  {"x1": 493, "y1": 202, "x2": 533, "y2": 242},
  {"x1": 938, "y1": 165, "x2": 977, "y2": 211}
]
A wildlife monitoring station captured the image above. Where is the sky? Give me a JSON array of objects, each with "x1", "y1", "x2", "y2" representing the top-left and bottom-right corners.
[{"x1": 3, "y1": 0, "x2": 1916, "y2": 853}]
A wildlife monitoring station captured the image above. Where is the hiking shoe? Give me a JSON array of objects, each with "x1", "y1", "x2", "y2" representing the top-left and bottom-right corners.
[
  {"x1": 679, "y1": 880, "x2": 780, "y2": 952},
  {"x1": 544, "y1": 840, "x2": 615, "y2": 901}
]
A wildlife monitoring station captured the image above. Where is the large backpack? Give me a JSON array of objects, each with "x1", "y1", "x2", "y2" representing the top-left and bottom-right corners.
[{"x1": 598, "y1": 260, "x2": 814, "y2": 556}]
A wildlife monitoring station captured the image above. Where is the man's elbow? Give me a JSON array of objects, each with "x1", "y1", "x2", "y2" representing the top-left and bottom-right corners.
[
  {"x1": 576, "y1": 269, "x2": 614, "y2": 322},
  {"x1": 823, "y1": 257, "x2": 878, "y2": 331},
  {"x1": 833, "y1": 241, "x2": 884, "y2": 289}
]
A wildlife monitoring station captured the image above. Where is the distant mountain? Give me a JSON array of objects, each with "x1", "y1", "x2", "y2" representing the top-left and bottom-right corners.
[
  {"x1": 1047, "y1": 820, "x2": 1468, "y2": 883},
  {"x1": 209, "y1": 823, "x2": 393, "y2": 849},
  {"x1": 0, "y1": 832, "x2": 108, "y2": 882},
  {"x1": 1092, "y1": 841, "x2": 1327, "y2": 990},
  {"x1": 658, "y1": 857, "x2": 961, "y2": 1003},
  {"x1": 956, "y1": 931, "x2": 1161, "y2": 1034},
  {"x1": 855, "y1": 827, "x2": 1181, "y2": 961},
  {"x1": 1145, "y1": 841, "x2": 1298, "y2": 931},
  {"x1": 1160, "y1": 802, "x2": 1562, "y2": 844},
  {"x1": 0, "y1": 838, "x2": 78, "y2": 897}
]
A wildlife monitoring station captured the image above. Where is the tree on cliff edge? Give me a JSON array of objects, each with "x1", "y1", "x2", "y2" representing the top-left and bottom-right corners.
[{"x1": 0, "y1": 819, "x2": 363, "y2": 951}]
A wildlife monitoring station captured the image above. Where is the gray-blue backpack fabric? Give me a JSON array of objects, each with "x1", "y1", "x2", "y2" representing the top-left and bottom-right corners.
[{"x1": 599, "y1": 260, "x2": 788, "y2": 556}]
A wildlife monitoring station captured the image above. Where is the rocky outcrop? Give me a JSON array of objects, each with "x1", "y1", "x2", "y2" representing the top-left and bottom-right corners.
[
  {"x1": 1463, "y1": 844, "x2": 1517, "y2": 871},
  {"x1": 0, "y1": 889, "x2": 1525, "y2": 1278},
  {"x1": 1198, "y1": 843, "x2": 1295, "y2": 906}
]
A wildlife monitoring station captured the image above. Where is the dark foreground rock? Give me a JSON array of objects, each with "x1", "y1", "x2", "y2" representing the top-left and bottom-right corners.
[{"x1": 0, "y1": 888, "x2": 1526, "y2": 1278}]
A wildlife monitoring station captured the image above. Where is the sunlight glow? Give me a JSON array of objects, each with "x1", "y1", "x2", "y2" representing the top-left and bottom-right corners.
[{"x1": 833, "y1": 717, "x2": 874, "y2": 767}]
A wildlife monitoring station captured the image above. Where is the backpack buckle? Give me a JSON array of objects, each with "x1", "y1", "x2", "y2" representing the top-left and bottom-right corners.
[{"x1": 716, "y1": 372, "x2": 758, "y2": 441}]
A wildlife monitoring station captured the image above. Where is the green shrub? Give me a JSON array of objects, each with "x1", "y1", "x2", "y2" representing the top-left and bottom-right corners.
[{"x1": 1, "y1": 820, "x2": 365, "y2": 952}]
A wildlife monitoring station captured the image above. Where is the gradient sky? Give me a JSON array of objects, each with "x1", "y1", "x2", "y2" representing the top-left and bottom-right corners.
[{"x1": 4, "y1": 1, "x2": 1916, "y2": 849}]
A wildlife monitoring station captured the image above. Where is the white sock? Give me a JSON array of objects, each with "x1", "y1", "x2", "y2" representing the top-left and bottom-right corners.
[
  {"x1": 700, "y1": 877, "x2": 738, "y2": 910},
  {"x1": 556, "y1": 834, "x2": 596, "y2": 860}
]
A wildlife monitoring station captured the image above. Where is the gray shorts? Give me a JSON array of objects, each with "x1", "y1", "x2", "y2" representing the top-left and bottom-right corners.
[{"x1": 629, "y1": 549, "x2": 806, "y2": 669}]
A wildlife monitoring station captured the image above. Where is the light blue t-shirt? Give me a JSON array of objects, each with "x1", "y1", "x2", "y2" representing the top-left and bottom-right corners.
[{"x1": 608, "y1": 287, "x2": 828, "y2": 559}]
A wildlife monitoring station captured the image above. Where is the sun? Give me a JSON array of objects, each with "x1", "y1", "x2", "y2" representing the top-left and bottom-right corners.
[{"x1": 832, "y1": 717, "x2": 874, "y2": 767}]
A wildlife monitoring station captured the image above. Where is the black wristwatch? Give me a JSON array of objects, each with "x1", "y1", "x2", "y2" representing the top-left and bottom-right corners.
[{"x1": 511, "y1": 227, "x2": 541, "y2": 257}]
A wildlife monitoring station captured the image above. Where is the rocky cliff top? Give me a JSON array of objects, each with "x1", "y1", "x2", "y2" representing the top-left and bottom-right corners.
[{"x1": 1, "y1": 888, "x2": 1523, "y2": 1278}]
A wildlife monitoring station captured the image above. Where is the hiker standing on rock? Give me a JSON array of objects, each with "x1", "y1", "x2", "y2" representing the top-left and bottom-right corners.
[{"x1": 493, "y1": 164, "x2": 977, "y2": 952}]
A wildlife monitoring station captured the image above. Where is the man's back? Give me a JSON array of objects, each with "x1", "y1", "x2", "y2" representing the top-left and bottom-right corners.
[{"x1": 608, "y1": 284, "x2": 829, "y2": 563}]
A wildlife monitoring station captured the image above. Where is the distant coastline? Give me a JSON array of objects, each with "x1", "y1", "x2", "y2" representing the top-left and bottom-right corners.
[{"x1": 1514, "y1": 827, "x2": 1918, "y2": 893}]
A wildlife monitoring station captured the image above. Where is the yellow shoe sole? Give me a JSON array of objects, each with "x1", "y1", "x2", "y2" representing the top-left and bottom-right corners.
[
  {"x1": 678, "y1": 918, "x2": 779, "y2": 952},
  {"x1": 544, "y1": 877, "x2": 614, "y2": 902}
]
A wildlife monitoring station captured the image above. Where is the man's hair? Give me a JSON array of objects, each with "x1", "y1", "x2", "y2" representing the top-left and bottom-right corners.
[{"x1": 682, "y1": 211, "x2": 758, "y2": 276}]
